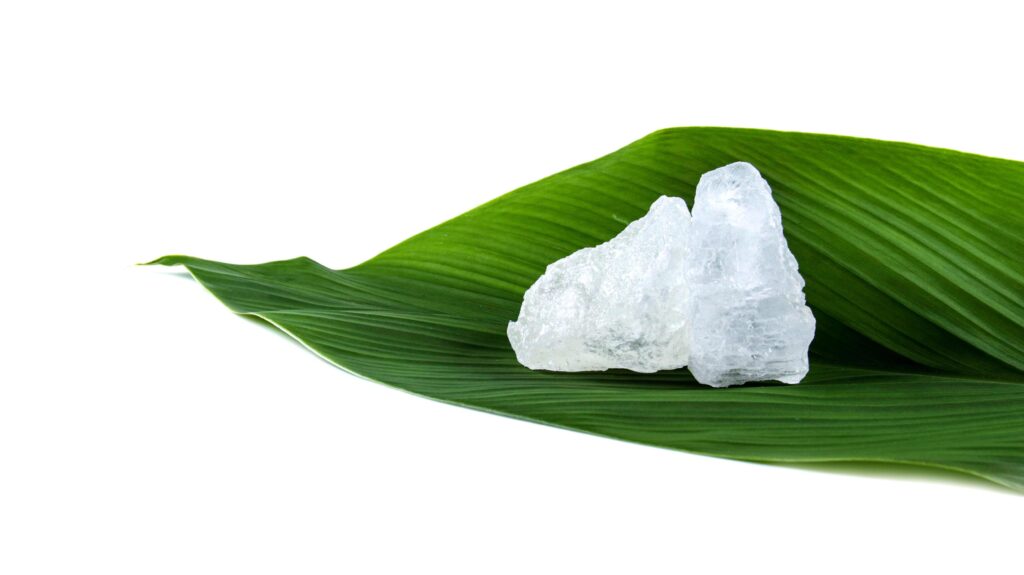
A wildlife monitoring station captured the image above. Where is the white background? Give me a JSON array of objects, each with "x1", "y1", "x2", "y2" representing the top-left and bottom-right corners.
[{"x1": 2, "y1": 1, "x2": 1023, "y2": 573}]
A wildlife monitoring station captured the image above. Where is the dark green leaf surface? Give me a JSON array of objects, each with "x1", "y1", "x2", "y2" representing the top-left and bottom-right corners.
[{"x1": 151, "y1": 128, "x2": 1024, "y2": 490}]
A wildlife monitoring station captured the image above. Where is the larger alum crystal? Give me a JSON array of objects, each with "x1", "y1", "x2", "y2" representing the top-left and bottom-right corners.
[
  {"x1": 686, "y1": 162, "x2": 815, "y2": 387},
  {"x1": 507, "y1": 196, "x2": 692, "y2": 373}
]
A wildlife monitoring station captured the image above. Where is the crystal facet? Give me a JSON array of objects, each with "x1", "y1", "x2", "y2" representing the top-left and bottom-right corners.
[
  {"x1": 507, "y1": 161, "x2": 815, "y2": 387},
  {"x1": 686, "y1": 162, "x2": 815, "y2": 387},
  {"x1": 507, "y1": 196, "x2": 692, "y2": 373}
]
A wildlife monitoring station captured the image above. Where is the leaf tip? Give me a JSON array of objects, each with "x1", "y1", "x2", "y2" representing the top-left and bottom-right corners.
[{"x1": 137, "y1": 255, "x2": 189, "y2": 267}]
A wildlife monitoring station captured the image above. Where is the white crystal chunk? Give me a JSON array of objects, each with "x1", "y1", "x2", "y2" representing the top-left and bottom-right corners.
[
  {"x1": 507, "y1": 196, "x2": 692, "y2": 373},
  {"x1": 686, "y1": 162, "x2": 815, "y2": 386}
]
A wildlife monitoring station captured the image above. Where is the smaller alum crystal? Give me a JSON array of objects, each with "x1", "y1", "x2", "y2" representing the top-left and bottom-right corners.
[{"x1": 507, "y1": 196, "x2": 692, "y2": 373}]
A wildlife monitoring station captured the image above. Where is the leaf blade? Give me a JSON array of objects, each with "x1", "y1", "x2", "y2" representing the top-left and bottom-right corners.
[{"x1": 150, "y1": 127, "x2": 1024, "y2": 490}]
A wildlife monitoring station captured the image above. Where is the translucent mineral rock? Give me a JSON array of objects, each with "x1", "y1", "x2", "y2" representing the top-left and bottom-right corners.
[
  {"x1": 686, "y1": 162, "x2": 815, "y2": 387},
  {"x1": 506, "y1": 196, "x2": 692, "y2": 373}
]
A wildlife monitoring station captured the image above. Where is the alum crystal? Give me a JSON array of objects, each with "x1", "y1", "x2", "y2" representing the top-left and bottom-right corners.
[
  {"x1": 506, "y1": 161, "x2": 816, "y2": 387},
  {"x1": 506, "y1": 196, "x2": 692, "y2": 373},
  {"x1": 686, "y1": 162, "x2": 815, "y2": 386}
]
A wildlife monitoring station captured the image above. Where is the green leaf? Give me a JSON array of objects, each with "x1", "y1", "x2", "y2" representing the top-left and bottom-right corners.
[{"x1": 149, "y1": 128, "x2": 1024, "y2": 490}]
